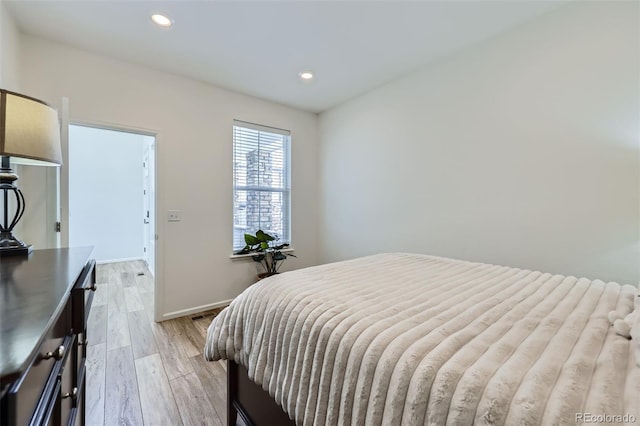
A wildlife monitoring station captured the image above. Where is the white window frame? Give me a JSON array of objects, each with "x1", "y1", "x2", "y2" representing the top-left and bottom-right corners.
[{"x1": 232, "y1": 120, "x2": 291, "y2": 252}]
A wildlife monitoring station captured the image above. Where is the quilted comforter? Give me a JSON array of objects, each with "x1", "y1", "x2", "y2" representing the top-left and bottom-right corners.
[{"x1": 205, "y1": 253, "x2": 639, "y2": 425}]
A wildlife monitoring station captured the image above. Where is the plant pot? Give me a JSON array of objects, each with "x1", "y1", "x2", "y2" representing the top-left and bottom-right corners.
[{"x1": 257, "y1": 272, "x2": 279, "y2": 281}]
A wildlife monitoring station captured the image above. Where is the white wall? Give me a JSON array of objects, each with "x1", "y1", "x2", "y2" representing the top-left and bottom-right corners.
[
  {"x1": 319, "y1": 1, "x2": 639, "y2": 285},
  {"x1": 0, "y1": 2, "x2": 21, "y2": 91},
  {"x1": 69, "y1": 125, "x2": 145, "y2": 262},
  {"x1": 19, "y1": 35, "x2": 320, "y2": 318},
  {"x1": 1, "y1": 5, "x2": 58, "y2": 251}
]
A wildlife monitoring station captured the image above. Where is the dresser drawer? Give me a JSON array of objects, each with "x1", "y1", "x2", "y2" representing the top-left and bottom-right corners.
[
  {"x1": 59, "y1": 336, "x2": 76, "y2": 426},
  {"x1": 76, "y1": 331, "x2": 86, "y2": 375},
  {"x1": 68, "y1": 361, "x2": 86, "y2": 426},
  {"x1": 71, "y1": 260, "x2": 96, "y2": 334},
  {"x1": 69, "y1": 404, "x2": 83, "y2": 426},
  {"x1": 6, "y1": 303, "x2": 69, "y2": 426},
  {"x1": 31, "y1": 378, "x2": 60, "y2": 426}
]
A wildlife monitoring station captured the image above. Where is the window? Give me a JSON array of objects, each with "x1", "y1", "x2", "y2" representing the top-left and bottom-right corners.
[{"x1": 233, "y1": 120, "x2": 291, "y2": 251}]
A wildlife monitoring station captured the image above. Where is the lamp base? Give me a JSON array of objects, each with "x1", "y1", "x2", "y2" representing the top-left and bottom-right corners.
[
  {"x1": 0, "y1": 231, "x2": 33, "y2": 257},
  {"x1": 0, "y1": 245, "x2": 32, "y2": 257}
]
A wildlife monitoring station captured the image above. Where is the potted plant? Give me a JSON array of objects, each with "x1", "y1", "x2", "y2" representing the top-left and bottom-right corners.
[{"x1": 235, "y1": 230, "x2": 296, "y2": 279}]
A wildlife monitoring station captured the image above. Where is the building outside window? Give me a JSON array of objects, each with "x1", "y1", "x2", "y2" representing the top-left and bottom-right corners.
[{"x1": 232, "y1": 120, "x2": 291, "y2": 250}]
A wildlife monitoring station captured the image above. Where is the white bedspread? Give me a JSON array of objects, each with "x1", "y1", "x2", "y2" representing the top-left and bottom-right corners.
[{"x1": 205, "y1": 253, "x2": 640, "y2": 425}]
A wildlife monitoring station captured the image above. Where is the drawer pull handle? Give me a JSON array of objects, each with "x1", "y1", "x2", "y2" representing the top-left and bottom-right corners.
[
  {"x1": 44, "y1": 345, "x2": 65, "y2": 360},
  {"x1": 85, "y1": 283, "x2": 97, "y2": 292},
  {"x1": 62, "y1": 387, "x2": 78, "y2": 400}
]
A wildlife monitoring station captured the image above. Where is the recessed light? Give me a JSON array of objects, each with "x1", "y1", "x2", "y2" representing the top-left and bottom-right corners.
[
  {"x1": 298, "y1": 71, "x2": 314, "y2": 81},
  {"x1": 151, "y1": 13, "x2": 173, "y2": 28}
]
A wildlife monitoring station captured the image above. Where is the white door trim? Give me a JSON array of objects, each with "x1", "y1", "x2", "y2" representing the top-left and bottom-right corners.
[
  {"x1": 60, "y1": 97, "x2": 69, "y2": 248},
  {"x1": 65, "y1": 118, "x2": 164, "y2": 323}
]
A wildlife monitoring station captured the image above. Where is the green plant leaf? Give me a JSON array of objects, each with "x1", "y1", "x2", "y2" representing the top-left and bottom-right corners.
[
  {"x1": 260, "y1": 242, "x2": 269, "y2": 249},
  {"x1": 256, "y1": 230, "x2": 275, "y2": 242},
  {"x1": 273, "y1": 252, "x2": 286, "y2": 261},
  {"x1": 245, "y1": 234, "x2": 260, "y2": 246},
  {"x1": 252, "y1": 254, "x2": 265, "y2": 262}
]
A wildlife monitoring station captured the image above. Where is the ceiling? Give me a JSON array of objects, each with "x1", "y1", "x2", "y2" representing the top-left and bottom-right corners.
[{"x1": 5, "y1": 1, "x2": 565, "y2": 113}]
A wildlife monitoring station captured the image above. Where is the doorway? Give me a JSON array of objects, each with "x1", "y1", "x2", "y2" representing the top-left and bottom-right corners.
[{"x1": 68, "y1": 124, "x2": 156, "y2": 275}]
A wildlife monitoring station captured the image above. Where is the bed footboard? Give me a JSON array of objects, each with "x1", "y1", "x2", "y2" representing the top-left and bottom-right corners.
[{"x1": 227, "y1": 360, "x2": 296, "y2": 426}]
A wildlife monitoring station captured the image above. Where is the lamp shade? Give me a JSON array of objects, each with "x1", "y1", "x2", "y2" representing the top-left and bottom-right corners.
[{"x1": 0, "y1": 89, "x2": 62, "y2": 166}]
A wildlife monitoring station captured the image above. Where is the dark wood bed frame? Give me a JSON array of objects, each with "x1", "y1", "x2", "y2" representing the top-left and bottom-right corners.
[{"x1": 227, "y1": 360, "x2": 296, "y2": 426}]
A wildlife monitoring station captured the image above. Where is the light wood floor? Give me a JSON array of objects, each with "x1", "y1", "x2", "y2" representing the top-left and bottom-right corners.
[{"x1": 86, "y1": 261, "x2": 229, "y2": 426}]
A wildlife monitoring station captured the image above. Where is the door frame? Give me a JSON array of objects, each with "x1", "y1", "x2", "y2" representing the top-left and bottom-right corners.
[
  {"x1": 141, "y1": 139, "x2": 155, "y2": 274},
  {"x1": 63, "y1": 118, "x2": 164, "y2": 322}
]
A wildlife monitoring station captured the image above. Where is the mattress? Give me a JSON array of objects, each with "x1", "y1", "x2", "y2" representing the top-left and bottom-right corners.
[{"x1": 205, "y1": 253, "x2": 639, "y2": 425}]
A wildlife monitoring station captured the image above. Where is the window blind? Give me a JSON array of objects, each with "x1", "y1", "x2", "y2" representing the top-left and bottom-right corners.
[{"x1": 233, "y1": 120, "x2": 291, "y2": 251}]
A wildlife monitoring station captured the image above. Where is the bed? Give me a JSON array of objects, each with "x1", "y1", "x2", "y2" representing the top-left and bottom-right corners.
[{"x1": 205, "y1": 253, "x2": 639, "y2": 425}]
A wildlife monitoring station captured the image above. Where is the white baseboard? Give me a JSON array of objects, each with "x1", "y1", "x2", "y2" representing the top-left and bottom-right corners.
[
  {"x1": 160, "y1": 299, "x2": 233, "y2": 321},
  {"x1": 96, "y1": 257, "x2": 144, "y2": 265}
]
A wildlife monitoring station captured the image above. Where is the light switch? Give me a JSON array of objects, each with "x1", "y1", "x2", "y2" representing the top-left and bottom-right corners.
[{"x1": 168, "y1": 210, "x2": 181, "y2": 222}]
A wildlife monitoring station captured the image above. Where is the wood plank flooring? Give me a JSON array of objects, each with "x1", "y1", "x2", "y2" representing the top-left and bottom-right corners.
[{"x1": 86, "y1": 261, "x2": 229, "y2": 426}]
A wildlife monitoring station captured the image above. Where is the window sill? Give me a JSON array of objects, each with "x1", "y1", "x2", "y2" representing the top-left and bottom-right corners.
[{"x1": 229, "y1": 248, "x2": 295, "y2": 260}]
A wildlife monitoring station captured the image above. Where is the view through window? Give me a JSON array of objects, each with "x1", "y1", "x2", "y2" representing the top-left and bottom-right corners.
[{"x1": 232, "y1": 120, "x2": 291, "y2": 250}]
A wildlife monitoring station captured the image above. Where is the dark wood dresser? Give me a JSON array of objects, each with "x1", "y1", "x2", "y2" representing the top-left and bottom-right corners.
[{"x1": 1, "y1": 247, "x2": 96, "y2": 426}]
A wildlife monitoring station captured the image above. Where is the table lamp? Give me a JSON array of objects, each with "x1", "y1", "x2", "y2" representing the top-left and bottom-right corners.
[{"x1": 0, "y1": 89, "x2": 62, "y2": 257}]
